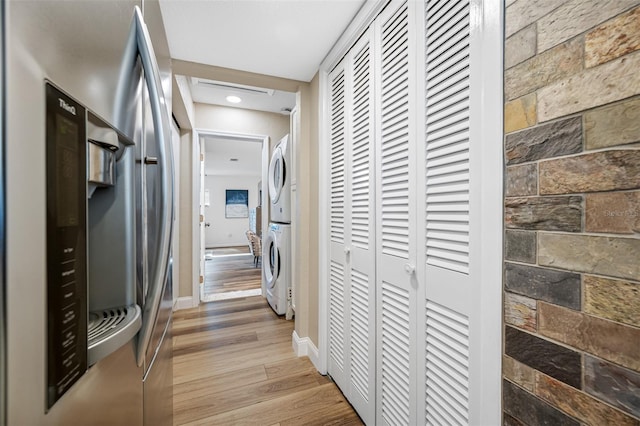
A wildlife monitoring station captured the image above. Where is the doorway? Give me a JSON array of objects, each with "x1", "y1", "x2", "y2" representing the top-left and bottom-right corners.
[{"x1": 197, "y1": 131, "x2": 270, "y2": 303}]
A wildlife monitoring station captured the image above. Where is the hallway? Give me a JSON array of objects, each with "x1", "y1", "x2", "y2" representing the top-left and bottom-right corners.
[{"x1": 172, "y1": 296, "x2": 363, "y2": 425}]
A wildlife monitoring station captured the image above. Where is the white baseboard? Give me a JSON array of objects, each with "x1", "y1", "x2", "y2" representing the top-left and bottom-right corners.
[
  {"x1": 292, "y1": 330, "x2": 321, "y2": 372},
  {"x1": 174, "y1": 296, "x2": 197, "y2": 311}
]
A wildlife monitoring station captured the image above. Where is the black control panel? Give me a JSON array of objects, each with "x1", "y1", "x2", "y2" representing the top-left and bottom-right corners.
[{"x1": 45, "y1": 83, "x2": 87, "y2": 409}]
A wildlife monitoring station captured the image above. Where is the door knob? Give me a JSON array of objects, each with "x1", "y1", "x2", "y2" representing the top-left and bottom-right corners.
[
  {"x1": 205, "y1": 222, "x2": 211, "y2": 227},
  {"x1": 404, "y1": 263, "x2": 415, "y2": 275}
]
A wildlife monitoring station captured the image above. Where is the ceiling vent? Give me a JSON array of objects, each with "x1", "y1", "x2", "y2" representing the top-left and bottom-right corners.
[{"x1": 193, "y1": 78, "x2": 275, "y2": 96}]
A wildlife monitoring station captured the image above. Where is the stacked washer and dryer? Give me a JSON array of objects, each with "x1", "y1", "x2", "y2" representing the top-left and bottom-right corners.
[{"x1": 264, "y1": 135, "x2": 293, "y2": 317}]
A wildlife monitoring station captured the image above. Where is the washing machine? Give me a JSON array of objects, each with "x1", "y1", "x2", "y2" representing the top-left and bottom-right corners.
[
  {"x1": 268, "y1": 134, "x2": 291, "y2": 224},
  {"x1": 264, "y1": 222, "x2": 291, "y2": 315}
]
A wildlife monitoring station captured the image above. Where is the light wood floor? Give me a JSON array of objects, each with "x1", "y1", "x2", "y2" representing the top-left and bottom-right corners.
[
  {"x1": 207, "y1": 246, "x2": 251, "y2": 256},
  {"x1": 203, "y1": 254, "x2": 262, "y2": 298},
  {"x1": 172, "y1": 296, "x2": 363, "y2": 425}
]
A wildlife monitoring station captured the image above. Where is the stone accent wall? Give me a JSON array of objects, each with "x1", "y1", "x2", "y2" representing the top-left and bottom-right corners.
[{"x1": 503, "y1": 1, "x2": 640, "y2": 424}]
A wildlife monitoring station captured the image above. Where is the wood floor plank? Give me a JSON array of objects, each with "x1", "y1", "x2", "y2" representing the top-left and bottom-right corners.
[
  {"x1": 177, "y1": 305, "x2": 277, "y2": 327},
  {"x1": 173, "y1": 365, "x2": 267, "y2": 404},
  {"x1": 203, "y1": 254, "x2": 261, "y2": 297},
  {"x1": 278, "y1": 403, "x2": 365, "y2": 426},
  {"x1": 207, "y1": 246, "x2": 250, "y2": 255},
  {"x1": 172, "y1": 310, "x2": 278, "y2": 337},
  {"x1": 174, "y1": 370, "x2": 328, "y2": 425},
  {"x1": 181, "y1": 383, "x2": 362, "y2": 426},
  {"x1": 174, "y1": 296, "x2": 260, "y2": 317},
  {"x1": 173, "y1": 343, "x2": 297, "y2": 385},
  {"x1": 174, "y1": 324, "x2": 293, "y2": 364},
  {"x1": 172, "y1": 331, "x2": 258, "y2": 358},
  {"x1": 173, "y1": 310, "x2": 277, "y2": 336},
  {"x1": 173, "y1": 319, "x2": 291, "y2": 350},
  {"x1": 174, "y1": 299, "x2": 267, "y2": 320},
  {"x1": 174, "y1": 336, "x2": 295, "y2": 370},
  {"x1": 173, "y1": 296, "x2": 361, "y2": 426},
  {"x1": 264, "y1": 356, "x2": 318, "y2": 380}
]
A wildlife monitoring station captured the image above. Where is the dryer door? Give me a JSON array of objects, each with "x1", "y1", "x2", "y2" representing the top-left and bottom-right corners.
[
  {"x1": 268, "y1": 147, "x2": 285, "y2": 204},
  {"x1": 264, "y1": 229, "x2": 280, "y2": 289}
]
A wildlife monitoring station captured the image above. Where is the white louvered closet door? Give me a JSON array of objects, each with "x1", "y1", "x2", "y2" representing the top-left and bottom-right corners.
[
  {"x1": 346, "y1": 27, "x2": 376, "y2": 425},
  {"x1": 328, "y1": 61, "x2": 350, "y2": 394},
  {"x1": 420, "y1": 0, "x2": 475, "y2": 424},
  {"x1": 327, "y1": 28, "x2": 377, "y2": 425},
  {"x1": 374, "y1": 1, "x2": 419, "y2": 424}
]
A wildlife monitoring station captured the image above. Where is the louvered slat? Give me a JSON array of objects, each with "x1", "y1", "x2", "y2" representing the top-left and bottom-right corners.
[
  {"x1": 380, "y1": 1, "x2": 410, "y2": 260},
  {"x1": 425, "y1": 0, "x2": 470, "y2": 274},
  {"x1": 350, "y1": 269, "x2": 371, "y2": 401},
  {"x1": 330, "y1": 70, "x2": 346, "y2": 244},
  {"x1": 381, "y1": 281, "x2": 411, "y2": 425},
  {"x1": 351, "y1": 42, "x2": 372, "y2": 250},
  {"x1": 425, "y1": 300, "x2": 470, "y2": 425},
  {"x1": 329, "y1": 261, "x2": 345, "y2": 369}
]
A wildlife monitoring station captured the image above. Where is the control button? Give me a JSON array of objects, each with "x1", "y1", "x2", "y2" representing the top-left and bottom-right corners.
[
  {"x1": 61, "y1": 329, "x2": 76, "y2": 351},
  {"x1": 61, "y1": 305, "x2": 77, "y2": 327},
  {"x1": 61, "y1": 284, "x2": 76, "y2": 305}
]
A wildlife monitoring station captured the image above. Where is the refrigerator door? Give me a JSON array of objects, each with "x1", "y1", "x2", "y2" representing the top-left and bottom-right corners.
[
  {"x1": 122, "y1": 6, "x2": 173, "y2": 371},
  {"x1": 6, "y1": 1, "x2": 146, "y2": 424},
  {"x1": 0, "y1": 2, "x2": 5, "y2": 424},
  {"x1": 129, "y1": 3, "x2": 174, "y2": 425},
  {"x1": 143, "y1": 260, "x2": 173, "y2": 426}
]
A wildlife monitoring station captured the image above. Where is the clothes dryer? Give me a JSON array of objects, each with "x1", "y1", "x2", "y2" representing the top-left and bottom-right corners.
[
  {"x1": 268, "y1": 134, "x2": 291, "y2": 223},
  {"x1": 263, "y1": 222, "x2": 291, "y2": 315}
]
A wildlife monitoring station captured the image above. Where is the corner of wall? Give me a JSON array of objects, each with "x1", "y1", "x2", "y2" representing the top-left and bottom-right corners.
[
  {"x1": 292, "y1": 75, "x2": 321, "y2": 350},
  {"x1": 292, "y1": 330, "x2": 322, "y2": 373}
]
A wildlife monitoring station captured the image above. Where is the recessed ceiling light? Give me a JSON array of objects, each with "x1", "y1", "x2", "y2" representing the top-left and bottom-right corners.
[
  {"x1": 230, "y1": 158, "x2": 239, "y2": 162},
  {"x1": 226, "y1": 95, "x2": 242, "y2": 103}
]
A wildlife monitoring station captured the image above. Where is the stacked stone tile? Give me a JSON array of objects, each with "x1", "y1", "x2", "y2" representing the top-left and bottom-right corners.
[{"x1": 503, "y1": 1, "x2": 640, "y2": 424}]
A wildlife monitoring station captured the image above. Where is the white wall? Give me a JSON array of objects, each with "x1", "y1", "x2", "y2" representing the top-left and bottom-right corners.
[
  {"x1": 196, "y1": 104, "x2": 289, "y2": 154},
  {"x1": 294, "y1": 74, "x2": 319, "y2": 348},
  {"x1": 204, "y1": 174, "x2": 261, "y2": 248}
]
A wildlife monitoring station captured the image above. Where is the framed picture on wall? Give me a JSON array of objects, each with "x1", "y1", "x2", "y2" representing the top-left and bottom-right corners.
[{"x1": 225, "y1": 189, "x2": 249, "y2": 218}]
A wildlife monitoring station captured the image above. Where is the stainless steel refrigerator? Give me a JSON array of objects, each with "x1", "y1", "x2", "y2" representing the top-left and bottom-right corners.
[
  {"x1": 4, "y1": 1, "x2": 174, "y2": 424},
  {"x1": 0, "y1": 1, "x2": 6, "y2": 424}
]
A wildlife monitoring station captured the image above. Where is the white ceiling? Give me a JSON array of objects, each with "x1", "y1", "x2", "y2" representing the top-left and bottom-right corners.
[
  {"x1": 163, "y1": 1, "x2": 366, "y2": 171},
  {"x1": 203, "y1": 136, "x2": 263, "y2": 176},
  {"x1": 159, "y1": 0, "x2": 365, "y2": 82},
  {"x1": 188, "y1": 77, "x2": 296, "y2": 114}
]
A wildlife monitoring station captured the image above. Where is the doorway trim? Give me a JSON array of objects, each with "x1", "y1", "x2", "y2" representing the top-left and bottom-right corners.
[{"x1": 190, "y1": 128, "x2": 270, "y2": 308}]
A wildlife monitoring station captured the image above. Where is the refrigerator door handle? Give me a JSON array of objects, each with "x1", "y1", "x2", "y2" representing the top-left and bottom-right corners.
[{"x1": 118, "y1": 6, "x2": 174, "y2": 368}]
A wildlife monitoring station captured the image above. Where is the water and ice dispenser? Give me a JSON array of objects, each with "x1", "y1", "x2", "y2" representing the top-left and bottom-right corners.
[{"x1": 45, "y1": 82, "x2": 141, "y2": 408}]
